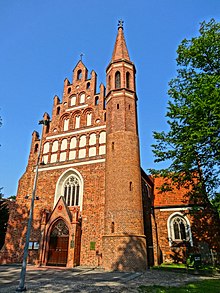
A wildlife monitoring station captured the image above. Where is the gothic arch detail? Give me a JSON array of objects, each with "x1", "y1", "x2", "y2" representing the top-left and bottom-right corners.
[
  {"x1": 50, "y1": 218, "x2": 69, "y2": 237},
  {"x1": 115, "y1": 71, "x2": 121, "y2": 89},
  {"x1": 54, "y1": 168, "x2": 84, "y2": 210},
  {"x1": 167, "y1": 212, "x2": 193, "y2": 246}
]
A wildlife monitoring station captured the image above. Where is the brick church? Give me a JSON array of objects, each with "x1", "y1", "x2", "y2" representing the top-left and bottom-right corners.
[{"x1": 1, "y1": 23, "x2": 220, "y2": 271}]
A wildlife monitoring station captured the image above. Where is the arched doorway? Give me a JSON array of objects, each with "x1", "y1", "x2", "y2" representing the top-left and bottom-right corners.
[{"x1": 47, "y1": 219, "x2": 69, "y2": 266}]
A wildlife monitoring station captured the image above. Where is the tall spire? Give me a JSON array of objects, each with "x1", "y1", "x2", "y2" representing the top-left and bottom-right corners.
[{"x1": 111, "y1": 20, "x2": 130, "y2": 62}]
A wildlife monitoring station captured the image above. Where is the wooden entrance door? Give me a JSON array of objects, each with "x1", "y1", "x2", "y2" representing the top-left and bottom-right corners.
[{"x1": 47, "y1": 220, "x2": 69, "y2": 266}]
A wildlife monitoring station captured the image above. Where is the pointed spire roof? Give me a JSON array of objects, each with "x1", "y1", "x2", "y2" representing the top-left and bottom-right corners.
[{"x1": 111, "y1": 21, "x2": 130, "y2": 62}]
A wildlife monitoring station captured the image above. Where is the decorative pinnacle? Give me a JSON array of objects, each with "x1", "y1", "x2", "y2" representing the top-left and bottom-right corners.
[{"x1": 118, "y1": 19, "x2": 124, "y2": 29}]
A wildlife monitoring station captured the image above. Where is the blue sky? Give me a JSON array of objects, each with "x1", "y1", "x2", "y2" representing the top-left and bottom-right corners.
[{"x1": 0, "y1": 0, "x2": 219, "y2": 197}]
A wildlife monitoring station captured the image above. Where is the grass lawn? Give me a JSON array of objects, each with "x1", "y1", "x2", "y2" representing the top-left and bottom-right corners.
[
  {"x1": 138, "y1": 279, "x2": 220, "y2": 293},
  {"x1": 152, "y1": 263, "x2": 220, "y2": 275}
]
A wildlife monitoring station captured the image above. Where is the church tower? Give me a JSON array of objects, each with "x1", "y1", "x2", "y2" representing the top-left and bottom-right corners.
[{"x1": 103, "y1": 22, "x2": 147, "y2": 271}]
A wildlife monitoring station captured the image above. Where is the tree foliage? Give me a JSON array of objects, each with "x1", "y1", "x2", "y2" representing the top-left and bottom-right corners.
[
  {"x1": 211, "y1": 193, "x2": 220, "y2": 217},
  {"x1": 0, "y1": 189, "x2": 9, "y2": 249},
  {"x1": 150, "y1": 19, "x2": 220, "y2": 200}
]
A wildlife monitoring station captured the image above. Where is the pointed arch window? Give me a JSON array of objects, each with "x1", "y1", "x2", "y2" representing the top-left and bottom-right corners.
[
  {"x1": 77, "y1": 69, "x2": 82, "y2": 80},
  {"x1": 167, "y1": 213, "x2": 193, "y2": 246},
  {"x1": 63, "y1": 176, "x2": 80, "y2": 206},
  {"x1": 54, "y1": 169, "x2": 83, "y2": 209},
  {"x1": 172, "y1": 217, "x2": 187, "y2": 240},
  {"x1": 34, "y1": 143, "x2": 39, "y2": 153},
  {"x1": 126, "y1": 72, "x2": 130, "y2": 89},
  {"x1": 103, "y1": 98, "x2": 106, "y2": 110},
  {"x1": 108, "y1": 75, "x2": 111, "y2": 92},
  {"x1": 56, "y1": 106, "x2": 60, "y2": 115},
  {"x1": 115, "y1": 71, "x2": 121, "y2": 89},
  {"x1": 95, "y1": 96, "x2": 99, "y2": 106}
]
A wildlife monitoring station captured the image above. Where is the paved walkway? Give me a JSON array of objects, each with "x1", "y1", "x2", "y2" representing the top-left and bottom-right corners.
[{"x1": 0, "y1": 265, "x2": 219, "y2": 292}]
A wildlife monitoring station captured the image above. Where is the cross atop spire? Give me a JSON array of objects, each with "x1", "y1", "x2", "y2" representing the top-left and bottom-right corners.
[
  {"x1": 118, "y1": 19, "x2": 124, "y2": 29},
  {"x1": 111, "y1": 21, "x2": 130, "y2": 62},
  {"x1": 80, "y1": 53, "x2": 84, "y2": 61}
]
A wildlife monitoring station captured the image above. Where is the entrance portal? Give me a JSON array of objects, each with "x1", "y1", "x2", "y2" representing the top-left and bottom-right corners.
[{"x1": 47, "y1": 219, "x2": 69, "y2": 266}]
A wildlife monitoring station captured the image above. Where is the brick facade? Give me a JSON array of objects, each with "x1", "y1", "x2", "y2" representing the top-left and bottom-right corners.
[
  {"x1": 1, "y1": 24, "x2": 220, "y2": 270},
  {"x1": 151, "y1": 178, "x2": 220, "y2": 264}
]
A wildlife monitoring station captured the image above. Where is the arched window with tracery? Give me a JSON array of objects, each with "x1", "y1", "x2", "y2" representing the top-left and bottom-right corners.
[
  {"x1": 63, "y1": 176, "x2": 80, "y2": 206},
  {"x1": 50, "y1": 219, "x2": 69, "y2": 237},
  {"x1": 54, "y1": 169, "x2": 83, "y2": 210},
  {"x1": 172, "y1": 217, "x2": 187, "y2": 240},
  {"x1": 115, "y1": 71, "x2": 121, "y2": 89},
  {"x1": 167, "y1": 213, "x2": 193, "y2": 246}
]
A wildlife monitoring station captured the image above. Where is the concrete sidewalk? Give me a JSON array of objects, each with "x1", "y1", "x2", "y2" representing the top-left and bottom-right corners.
[{"x1": 0, "y1": 264, "x2": 218, "y2": 292}]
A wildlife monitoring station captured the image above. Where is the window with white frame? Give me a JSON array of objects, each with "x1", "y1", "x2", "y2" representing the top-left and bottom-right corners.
[
  {"x1": 167, "y1": 212, "x2": 193, "y2": 246},
  {"x1": 86, "y1": 113, "x2": 92, "y2": 126},
  {"x1": 80, "y1": 93, "x2": 85, "y2": 104},
  {"x1": 70, "y1": 137, "x2": 77, "y2": 149},
  {"x1": 52, "y1": 140, "x2": 58, "y2": 152},
  {"x1": 54, "y1": 169, "x2": 83, "y2": 209},
  {"x1": 75, "y1": 116, "x2": 80, "y2": 129},
  {"x1": 172, "y1": 216, "x2": 187, "y2": 240},
  {"x1": 43, "y1": 142, "x2": 50, "y2": 153},
  {"x1": 89, "y1": 133, "x2": 96, "y2": 145},
  {"x1": 70, "y1": 96, "x2": 76, "y2": 106},
  {"x1": 79, "y1": 135, "x2": 86, "y2": 147},
  {"x1": 61, "y1": 139, "x2": 67, "y2": 150},
  {"x1": 99, "y1": 131, "x2": 106, "y2": 144},
  {"x1": 64, "y1": 118, "x2": 69, "y2": 131}
]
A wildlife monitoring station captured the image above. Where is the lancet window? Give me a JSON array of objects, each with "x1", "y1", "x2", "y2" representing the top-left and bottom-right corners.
[
  {"x1": 167, "y1": 213, "x2": 193, "y2": 246},
  {"x1": 63, "y1": 176, "x2": 80, "y2": 206},
  {"x1": 126, "y1": 72, "x2": 130, "y2": 89},
  {"x1": 115, "y1": 71, "x2": 121, "y2": 89},
  {"x1": 171, "y1": 216, "x2": 187, "y2": 241}
]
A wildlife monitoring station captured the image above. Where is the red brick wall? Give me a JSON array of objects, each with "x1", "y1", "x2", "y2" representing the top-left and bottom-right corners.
[{"x1": 0, "y1": 60, "x2": 107, "y2": 267}]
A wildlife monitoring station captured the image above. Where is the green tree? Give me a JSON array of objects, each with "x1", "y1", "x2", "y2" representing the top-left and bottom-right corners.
[
  {"x1": 0, "y1": 189, "x2": 10, "y2": 249},
  {"x1": 212, "y1": 193, "x2": 220, "y2": 217},
  {"x1": 150, "y1": 19, "x2": 220, "y2": 201}
]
